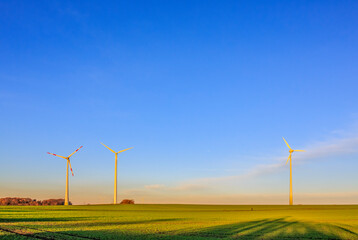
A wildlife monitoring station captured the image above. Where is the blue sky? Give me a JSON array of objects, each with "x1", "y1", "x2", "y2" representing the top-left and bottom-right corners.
[{"x1": 0, "y1": 0, "x2": 358, "y2": 204}]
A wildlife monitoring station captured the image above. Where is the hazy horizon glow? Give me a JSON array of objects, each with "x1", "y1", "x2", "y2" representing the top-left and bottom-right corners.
[{"x1": 1, "y1": 0, "x2": 358, "y2": 205}]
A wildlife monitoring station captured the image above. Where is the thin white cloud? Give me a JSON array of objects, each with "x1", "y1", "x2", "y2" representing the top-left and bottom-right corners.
[
  {"x1": 297, "y1": 137, "x2": 358, "y2": 160},
  {"x1": 140, "y1": 183, "x2": 207, "y2": 193},
  {"x1": 144, "y1": 184, "x2": 165, "y2": 190},
  {"x1": 187, "y1": 135, "x2": 358, "y2": 185},
  {"x1": 137, "y1": 134, "x2": 358, "y2": 197}
]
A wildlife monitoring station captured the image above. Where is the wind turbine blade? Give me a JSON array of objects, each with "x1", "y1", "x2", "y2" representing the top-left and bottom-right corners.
[
  {"x1": 47, "y1": 152, "x2": 67, "y2": 159},
  {"x1": 68, "y1": 146, "x2": 83, "y2": 158},
  {"x1": 286, "y1": 153, "x2": 292, "y2": 165},
  {"x1": 117, "y1": 147, "x2": 133, "y2": 154},
  {"x1": 282, "y1": 137, "x2": 292, "y2": 149},
  {"x1": 68, "y1": 160, "x2": 74, "y2": 176},
  {"x1": 294, "y1": 150, "x2": 305, "y2": 152},
  {"x1": 101, "y1": 143, "x2": 116, "y2": 153}
]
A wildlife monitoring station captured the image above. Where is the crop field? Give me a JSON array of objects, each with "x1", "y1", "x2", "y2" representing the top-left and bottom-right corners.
[{"x1": 0, "y1": 205, "x2": 358, "y2": 240}]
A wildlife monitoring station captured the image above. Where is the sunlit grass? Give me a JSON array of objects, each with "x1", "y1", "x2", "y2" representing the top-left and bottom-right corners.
[{"x1": 0, "y1": 205, "x2": 357, "y2": 239}]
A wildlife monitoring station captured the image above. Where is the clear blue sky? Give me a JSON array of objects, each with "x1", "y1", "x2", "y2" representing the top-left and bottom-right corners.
[{"x1": 1, "y1": 0, "x2": 358, "y2": 204}]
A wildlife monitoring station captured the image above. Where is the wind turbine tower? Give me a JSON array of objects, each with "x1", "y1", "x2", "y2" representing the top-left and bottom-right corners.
[
  {"x1": 101, "y1": 143, "x2": 133, "y2": 204},
  {"x1": 282, "y1": 137, "x2": 305, "y2": 205},
  {"x1": 47, "y1": 146, "x2": 83, "y2": 205}
]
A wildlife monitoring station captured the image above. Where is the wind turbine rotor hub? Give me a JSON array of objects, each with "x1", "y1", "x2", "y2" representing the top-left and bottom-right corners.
[{"x1": 289, "y1": 149, "x2": 294, "y2": 153}]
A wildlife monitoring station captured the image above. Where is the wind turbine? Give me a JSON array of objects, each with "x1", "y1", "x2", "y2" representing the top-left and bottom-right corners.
[
  {"x1": 47, "y1": 146, "x2": 83, "y2": 205},
  {"x1": 101, "y1": 143, "x2": 133, "y2": 204},
  {"x1": 282, "y1": 137, "x2": 305, "y2": 205}
]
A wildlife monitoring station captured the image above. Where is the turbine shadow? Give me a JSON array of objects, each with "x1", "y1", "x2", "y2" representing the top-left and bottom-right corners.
[{"x1": 178, "y1": 218, "x2": 356, "y2": 239}]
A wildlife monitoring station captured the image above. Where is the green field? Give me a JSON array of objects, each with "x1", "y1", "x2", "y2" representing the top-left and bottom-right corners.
[{"x1": 1, "y1": 205, "x2": 358, "y2": 239}]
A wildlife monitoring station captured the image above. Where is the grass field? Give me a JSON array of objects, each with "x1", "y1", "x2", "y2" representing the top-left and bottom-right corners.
[{"x1": 0, "y1": 205, "x2": 358, "y2": 239}]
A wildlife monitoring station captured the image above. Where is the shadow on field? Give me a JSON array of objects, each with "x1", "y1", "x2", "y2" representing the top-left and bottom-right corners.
[
  {"x1": 0, "y1": 216, "x2": 182, "y2": 225},
  {"x1": 27, "y1": 220, "x2": 358, "y2": 240},
  {"x1": 0, "y1": 218, "x2": 184, "y2": 240},
  {"x1": 180, "y1": 218, "x2": 358, "y2": 240},
  {"x1": 52, "y1": 218, "x2": 355, "y2": 240},
  {"x1": 2, "y1": 218, "x2": 358, "y2": 239},
  {"x1": 0, "y1": 216, "x2": 88, "y2": 223},
  {"x1": 77, "y1": 218, "x2": 184, "y2": 227}
]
